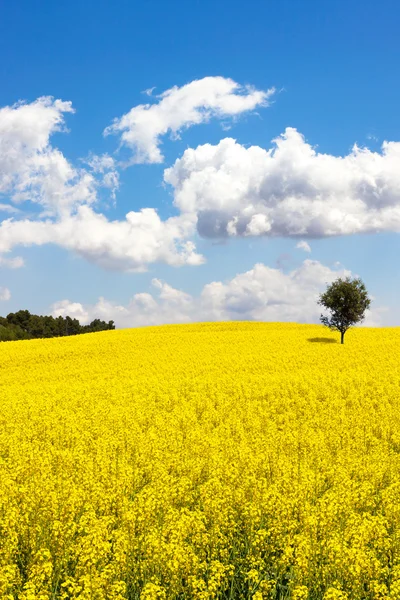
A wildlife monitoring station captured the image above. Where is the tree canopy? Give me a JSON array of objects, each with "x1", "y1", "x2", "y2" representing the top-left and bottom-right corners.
[
  {"x1": 318, "y1": 276, "x2": 371, "y2": 344},
  {"x1": 0, "y1": 310, "x2": 115, "y2": 342}
]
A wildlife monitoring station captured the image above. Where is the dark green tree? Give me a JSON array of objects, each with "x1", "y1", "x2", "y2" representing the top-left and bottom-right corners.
[
  {"x1": 6, "y1": 310, "x2": 32, "y2": 331},
  {"x1": 55, "y1": 316, "x2": 65, "y2": 337},
  {"x1": 318, "y1": 276, "x2": 371, "y2": 344},
  {"x1": 28, "y1": 315, "x2": 44, "y2": 338},
  {"x1": 42, "y1": 315, "x2": 57, "y2": 338},
  {"x1": 0, "y1": 310, "x2": 116, "y2": 342}
]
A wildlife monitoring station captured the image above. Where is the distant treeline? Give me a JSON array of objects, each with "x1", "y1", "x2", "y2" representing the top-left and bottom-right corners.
[{"x1": 0, "y1": 310, "x2": 115, "y2": 342}]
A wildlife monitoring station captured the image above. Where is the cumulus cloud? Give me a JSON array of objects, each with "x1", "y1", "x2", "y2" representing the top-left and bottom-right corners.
[
  {"x1": 0, "y1": 97, "x2": 100, "y2": 217},
  {"x1": 0, "y1": 96, "x2": 204, "y2": 271},
  {"x1": 105, "y1": 76, "x2": 275, "y2": 164},
  {"x1": 0, "y1": 207, "x2": 203, "y2": 272},
  {"x1": 296, "y1": 240, "x2": 311, "y2": 252},
  {"x1": 51, "y1": 258, "x2": 385, "y2": 328},
  {"x1": 0, "y1": 287, "x2": 11, "y2": 301},
  {"x1": 164, "y1": 128, "x2": 400, "y2": 239},
  {"x1": 4, "y1": 90, "x2": 400, "y2": 274},
  {"x1": 51, "y1": 299, "x2": 89, "y2": 322}
]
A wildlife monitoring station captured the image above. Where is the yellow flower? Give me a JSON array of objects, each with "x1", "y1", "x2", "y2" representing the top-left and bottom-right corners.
[
  {"x1": 0, "y1": 322, "x2": 398, "y2": 598},
  {"x1": 292, "y1": 585, "x2": 309, "y2": 600}
]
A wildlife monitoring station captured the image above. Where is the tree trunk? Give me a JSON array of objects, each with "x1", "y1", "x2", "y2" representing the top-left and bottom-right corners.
[{"x1": 341, "y1": 331, "x2": 344, "y2": 344}]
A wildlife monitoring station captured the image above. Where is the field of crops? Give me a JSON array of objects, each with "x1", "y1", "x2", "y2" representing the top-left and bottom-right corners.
[{"x1": 1, "y1": 322, "x2": 400, "y2": 600}]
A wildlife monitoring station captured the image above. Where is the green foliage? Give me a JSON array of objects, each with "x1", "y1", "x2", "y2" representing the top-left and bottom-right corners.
[
  {"x1": 0, "y1": 310, "x2": 115, "y2": 342},
  {"x1": 318, "y1": 276, "x2": 371, "y2": 344}
]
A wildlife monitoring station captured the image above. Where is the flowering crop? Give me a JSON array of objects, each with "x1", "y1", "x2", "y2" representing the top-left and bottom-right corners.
[{"x1": 0, "y1": 322, "x2": 400, "y2": 599}]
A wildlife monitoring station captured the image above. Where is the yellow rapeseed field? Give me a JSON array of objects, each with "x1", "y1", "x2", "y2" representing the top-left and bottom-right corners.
[{"x1": 1, "y1": 322, "x2": 400, "y2": 600}]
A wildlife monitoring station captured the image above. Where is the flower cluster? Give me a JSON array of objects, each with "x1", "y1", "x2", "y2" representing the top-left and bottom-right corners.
[{"x1": 0, "y1": 322, "x2": 399, "y2": 599}]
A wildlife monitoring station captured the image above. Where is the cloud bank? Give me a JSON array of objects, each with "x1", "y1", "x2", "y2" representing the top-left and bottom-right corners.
[
  {"x1": 165, "y1": 128, "x2": 400, "y2": 238},
  {"x1": 51, "y1": 259, "x2": 385, "y2": 329},
  {"x1": 0, "y1": 208, "x2": 202, "y2": 272},
  {"x1": 1, "y1": 83, "x2": 400, "y2": 273}
]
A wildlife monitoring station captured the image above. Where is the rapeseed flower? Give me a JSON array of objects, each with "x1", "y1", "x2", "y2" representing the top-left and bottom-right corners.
[{"x1": 0, "y1": 322, "x2": 399, "y2": 598}]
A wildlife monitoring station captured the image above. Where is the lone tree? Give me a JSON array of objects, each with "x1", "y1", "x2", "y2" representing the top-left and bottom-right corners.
[{"x1": 318, "y1": 276, "x2": 371, "y2": 344}]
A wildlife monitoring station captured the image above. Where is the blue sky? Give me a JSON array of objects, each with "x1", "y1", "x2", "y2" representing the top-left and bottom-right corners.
[{"x1": 0, "y1": 0, "x2": 399, "y2": 327}]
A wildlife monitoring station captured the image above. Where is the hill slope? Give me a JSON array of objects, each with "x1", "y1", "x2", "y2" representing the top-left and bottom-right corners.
[{"x1": 0, "y1": 322, "x2": 399, "y2": 599}]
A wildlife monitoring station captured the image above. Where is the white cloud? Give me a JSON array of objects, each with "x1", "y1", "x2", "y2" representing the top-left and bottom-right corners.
[
  {"x1": 142, "y1": 87, "x2": 156, "y2": 97},
  {"x1": 105, "y1": 76, "x2": 275, "y2": 164},
  {"x1": 0, "y1": 96, "x2": 204, "y2": 271},
  {"x1": 361, "y1": 305, "x2": 389, "y2": 327},
  {"x1": 51, "y1": 299, "x2": 89, "y2": 322},
  {"x1": 51, "y1": 258, "x2": 384, "y2": 328},
  {"x1": 296, "y1": 240, "x2": 311, "y2": 252},
  {"x1": 3, "y1": 91, "x2": 400, "y2": 275},
  {"x1": 199, "y1": 259, "x2": 353, "y2": 323},
  {"x1": 0, "y1": 204, "x2": 21, "y2": 214},
  {"x1": 0, "y1": 207, "x2": 203, "y2": 272},
  {"x1": 0, "y1": 255, "x2": 24, "y2": 268},
  {"x1": 85, "y1": 153, "x2": 119, "y2": 201},
  {"x1": 0, "y1": 287, "x2": 11, "y2": 301},
  {"x1": 164, "y1": 128, "x2": 400, "y2": 238},
  {"x1": 0, "y1": 97, "x2": 99, "y2": 217}
]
